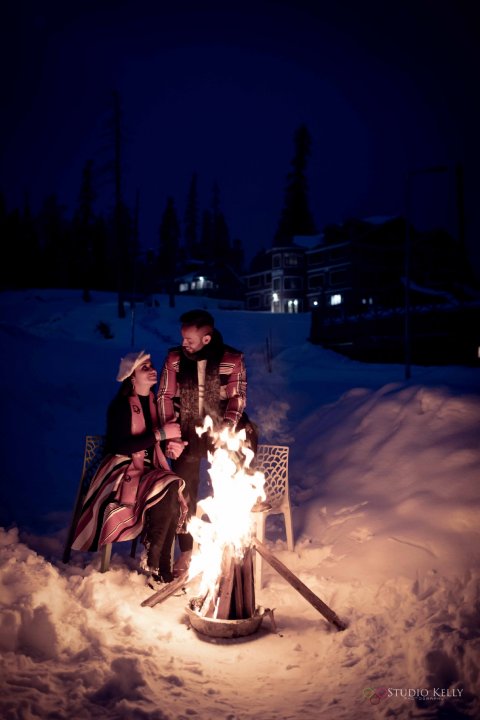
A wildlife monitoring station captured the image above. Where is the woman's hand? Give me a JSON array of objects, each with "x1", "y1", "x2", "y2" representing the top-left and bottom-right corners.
[{"x1": 166, "y1": 439, "x2": 188, "y2": 459}]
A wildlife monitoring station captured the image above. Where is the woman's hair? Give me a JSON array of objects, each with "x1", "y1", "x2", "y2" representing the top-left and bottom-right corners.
[{"x1": 118, "y1": 375, "x2": 134, "y2": 397}]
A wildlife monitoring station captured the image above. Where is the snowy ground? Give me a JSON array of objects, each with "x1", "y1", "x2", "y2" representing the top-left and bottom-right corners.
[{"x1": 0, "y1": 289, "x2": 479, "y2": 719}]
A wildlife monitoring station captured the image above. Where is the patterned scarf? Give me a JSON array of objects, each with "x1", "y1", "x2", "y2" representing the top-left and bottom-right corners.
[{"x1": 178, "y1": 329, "x2": 224, "y2": 433}]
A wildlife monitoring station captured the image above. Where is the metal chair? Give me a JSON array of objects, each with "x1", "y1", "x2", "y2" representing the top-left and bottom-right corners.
[
  {"x1": 251, "y1": 444, "x2": 293, "y2": 590},
  {"x1": 62, "y1": 435, "x2": 137, "y2": 572}
]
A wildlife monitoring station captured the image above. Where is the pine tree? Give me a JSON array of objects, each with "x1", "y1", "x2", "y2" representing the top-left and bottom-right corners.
[
  {"x1": 37, "y1": 195, "x2": 69, "y2": 288},
  {"x1": 99, "y1": 90, "x2": 131, "y2": 316},
  {"x1": 230, "y1": 237, "x2": 245, "y2": 274},
  {"x1": 184, "y1": 172, "x2": 198, "y2": 257},
  {"x1": 274, "y1": 124, "x2": 316, "y2": 246},
  {"x1": 199, "y1": 209, "x2": 213, "y2": 261},
  {"x1": 72, "y1": 159, "x2": 96, "y2": 300},
  {"x1": 0, "y1": 193, "x2": 7, "y2": 288},
  {"x1": 210, "y1": 180, "x2": 231, "y2": 261},
  {"x1": 158, "y1": 196, "x2": 180, "y2": 307},
  {"x1": 21, "y1": 193, "x2": 41, "y2": 288}
]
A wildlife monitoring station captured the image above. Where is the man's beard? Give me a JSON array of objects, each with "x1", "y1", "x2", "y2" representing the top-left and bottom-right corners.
[{"x1": 182, "y1": 346, "x2": 204, "y2": 361}]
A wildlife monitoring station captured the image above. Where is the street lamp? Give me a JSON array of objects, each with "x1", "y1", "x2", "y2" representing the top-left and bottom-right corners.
[{"x1": 404, "y1": 165, "x2": 449, "y2": 380}]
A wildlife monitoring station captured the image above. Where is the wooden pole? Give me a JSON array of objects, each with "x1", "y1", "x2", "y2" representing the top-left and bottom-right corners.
[
  {"x1": 141, "y1": 572, "x2": 201, "y2": 608},
  {"x1": 253, "y1": 539, "x2": 346, "y2": 631}
]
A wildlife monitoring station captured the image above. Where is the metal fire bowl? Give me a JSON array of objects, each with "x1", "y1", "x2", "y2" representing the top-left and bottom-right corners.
[{"x1": 186, "y1": 606, "x2": 265, "y2": 639}]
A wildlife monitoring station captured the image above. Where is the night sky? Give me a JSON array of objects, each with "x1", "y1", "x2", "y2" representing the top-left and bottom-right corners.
[{"x1": 2, "y1": 0, "x2": 479, "y2": 274}]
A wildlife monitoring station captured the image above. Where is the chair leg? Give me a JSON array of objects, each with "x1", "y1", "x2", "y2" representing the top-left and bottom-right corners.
[
  {"x1": 100, "y1": 544, "x2": 112, "y2": 573},
  {"x1": 283, "y1": 504, "x2": 295, "y2": 552},
  {"x1": 130, "y1": 537, "x2": 138, "y2": 559}
]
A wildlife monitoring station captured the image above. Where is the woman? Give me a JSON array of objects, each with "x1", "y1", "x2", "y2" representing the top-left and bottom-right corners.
[{"x1": 72, "y1": 350, "x2": 187, "y2": 585}]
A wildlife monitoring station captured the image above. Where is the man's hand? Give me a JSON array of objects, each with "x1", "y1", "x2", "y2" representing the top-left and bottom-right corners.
[
  {"x1": 166, "y1": 439, "x2": 188, "y2": 460},
  {"x1": 163, "y1": 421, "x2": 182, "y2": 440}
]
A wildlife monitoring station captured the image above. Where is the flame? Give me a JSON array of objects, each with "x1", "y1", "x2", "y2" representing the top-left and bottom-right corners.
[{"x1": 187, "y1": 416, "x2": 266, "y2": 599}]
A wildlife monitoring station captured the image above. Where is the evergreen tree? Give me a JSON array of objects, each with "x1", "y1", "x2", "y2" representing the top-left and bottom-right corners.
[
  {"x1": 37, "y1": 194, "x2": 69, "y2": 287},
  {"x1": 184, "y1": 172, "x2": 198, "y2": 257},
  {"x1": 90, "y1": 216, "x2": 110, "y2": 291},
  {"x1": 112, "y1": 91, "x2": 129, "y2": 317},
  {"x1": 210, "y1": 180, "x2": 231, "y2": 261},
  {"x1": 230, "y1": 237, "x2": 245, "y2": 274},
  {"x1": 72, "y1": 159, "x2": 96, "y2": 300},
  {"x1": 158, "y1": 196, "x2": 180, "y2": 307},
  {"x1": 130, "y1": 189, "x2": 141, "y2": 289},
  {"x1": 99, "y1": 90, "x2": 131, "y2": 316},
  {"x1": 199, "y1": 209, "x2": 213, "y2": 261},
  {"x1": 6, "y1": 209, "x2": 22, "y2": 288},
  {"x1": 0, "y1": 193, "x2": 7, "y2": 288},
  {"x1": 274, "y1": 124, "x2": 316, "y2": 246},
  {"x1": 21, "y1": 194, "x2": 41, "y2": 289}
]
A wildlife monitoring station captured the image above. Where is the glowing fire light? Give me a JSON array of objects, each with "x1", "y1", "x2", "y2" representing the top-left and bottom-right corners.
[{"x1": 187, "y1": 416, "x2": 266, "y2": 600}]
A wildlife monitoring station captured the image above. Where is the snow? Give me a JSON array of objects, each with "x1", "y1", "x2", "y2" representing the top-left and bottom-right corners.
[{"x1": 1, "y1": 288, "x2": 479, "y2": 720}]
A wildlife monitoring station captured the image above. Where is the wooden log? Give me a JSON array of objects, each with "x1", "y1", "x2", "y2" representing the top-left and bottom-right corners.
[
  {"x1": 141, "y1": 571, "x2": 201, "y2": 608},
  {"x1": 241, "y1": 546, "x2": 255, "y2": 618},
  {"x1": 215, "y1": 555, "x2": 235, "y2": 619},
  {"x1": 199, "y1": 586, "x2": 217, "y2": 617},
  {"x1": 252, "y1": 539, "x2": 346, "y2": 631},
  {"x1": 233, "y1": 561, "x2": 244, "y2": 619}
]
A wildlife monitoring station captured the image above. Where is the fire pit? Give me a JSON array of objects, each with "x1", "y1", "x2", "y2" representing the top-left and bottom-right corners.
[
  {"x1": 186, "y1": 605, "x2": 265, "y2": 638},
  {"x1": 141, "y1": 417, "x2": 346, "y2": 633}
]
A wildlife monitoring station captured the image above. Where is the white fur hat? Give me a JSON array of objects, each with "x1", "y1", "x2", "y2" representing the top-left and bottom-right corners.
[{"x1": 116, "y1": 350, "x2": 151, "y2": 382}]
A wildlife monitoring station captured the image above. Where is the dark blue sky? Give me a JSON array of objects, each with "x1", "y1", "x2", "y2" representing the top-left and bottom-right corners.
[{"x1": 1, "y1": 0, "x2": 479, "y2": 273}]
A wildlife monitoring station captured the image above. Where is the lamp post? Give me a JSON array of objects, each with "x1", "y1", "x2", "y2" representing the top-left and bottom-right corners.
[{"x1": 404, "y1": 165, "x2": 449, "y2": 380}]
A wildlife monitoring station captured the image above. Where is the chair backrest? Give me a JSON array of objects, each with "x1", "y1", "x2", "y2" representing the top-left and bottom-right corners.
[
  {"x1": 254, "y1": 444, "x2": 289, "y2": 508},
  {"x1": 81, "y1": 435, "x2": 106, "y2": 494},
  {"x1": 80, "y1": 437, "x2": 290, "y2": 508},
  {"x1": 62, "y1": 434, "x2": 106, "y2": 565}
]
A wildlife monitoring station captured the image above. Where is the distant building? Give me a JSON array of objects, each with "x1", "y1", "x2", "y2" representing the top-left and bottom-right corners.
[
  {"x1": 307, "y1": 216, "x2": 480, "y2": 365},
  {"x1": 244, "y1": 215, "x2": 477, "y2": 316},
  {"x1": 175, "y1": 260, "x2": 245, "y2": 303},
  {"x1": 305, "y1": 216, "x2": 405, "y2": 315},
  {"x1": 244, "y1": 245, "x2": 308, "y2": 313}
]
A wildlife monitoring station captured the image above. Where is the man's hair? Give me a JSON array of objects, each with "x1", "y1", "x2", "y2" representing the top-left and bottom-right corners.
[{"x1": 180, "y1": 309, "x2": 215, "y2": 331}]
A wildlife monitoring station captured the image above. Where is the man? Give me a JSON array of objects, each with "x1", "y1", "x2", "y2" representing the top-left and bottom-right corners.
[{"x1": 157, "y1": 309, "x2": 247, "y2": 576}]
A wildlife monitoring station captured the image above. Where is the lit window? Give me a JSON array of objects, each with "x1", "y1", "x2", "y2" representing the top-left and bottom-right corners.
[
  {"x1": 330, "y1": 294, "x2": 342, "y2": 306},
  {"x1": 287, "y1": 299, "x2": 299, "y2": 313},
  {"x1": 179, "y1": 283, "x2": 189, "y2": 292},
  {"x1": 272, "y1": 292, "x2": 279, "y2": 302}
]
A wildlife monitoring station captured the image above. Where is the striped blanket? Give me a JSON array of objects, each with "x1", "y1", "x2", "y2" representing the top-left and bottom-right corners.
[{"x1": 71, "y1": 453, "x2": 183, "y2": 552}]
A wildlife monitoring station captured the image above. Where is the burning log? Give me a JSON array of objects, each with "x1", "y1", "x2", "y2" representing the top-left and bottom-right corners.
[
  {"x1": 233, "y1": 561, "x2": 244, "y2": 618},
  {"x1": 240, "y1": 546, "x2": 255, "y2": 618},
  {"x1": 252, "y1": 539, "x2": 346, "y2": 631},
  {"x1": 190, "y1": 544, "x2": 256, "y2": 621},
  {"x1": 215, "y1": 549, "x2": 235, "y2": 619}
]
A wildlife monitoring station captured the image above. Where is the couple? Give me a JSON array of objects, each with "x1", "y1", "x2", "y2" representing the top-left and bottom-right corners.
[{"x1": 72, "y1": 309, "x2": 249, "y2": 587}]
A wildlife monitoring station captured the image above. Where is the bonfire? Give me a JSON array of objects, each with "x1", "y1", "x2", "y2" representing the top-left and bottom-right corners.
[{"x1": 142, "y1": 416, "x2": 346, "y2": 635}]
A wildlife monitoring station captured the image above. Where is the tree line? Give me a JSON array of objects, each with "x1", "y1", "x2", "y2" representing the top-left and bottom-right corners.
[
  {"x1": 0, "y1": 167, "x2": 244, "y2": 300},
  {"x1": 0, "y1": 111, "x2": 316, "y2": 312}
]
